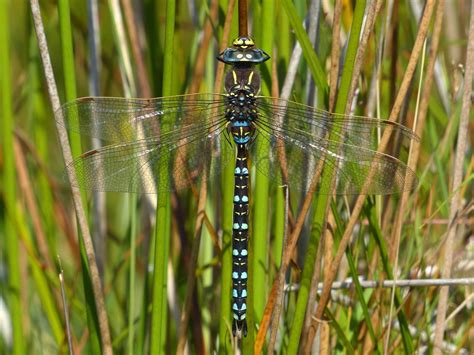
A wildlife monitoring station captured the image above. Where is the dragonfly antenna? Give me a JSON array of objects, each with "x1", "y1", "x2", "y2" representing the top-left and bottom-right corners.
[{"x1": 238, "y1": 0, "x2": 248, "y2": 37}]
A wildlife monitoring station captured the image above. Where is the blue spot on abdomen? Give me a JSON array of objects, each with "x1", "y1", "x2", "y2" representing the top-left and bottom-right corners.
[
  {"x1": 234, "y1": 136, "x2": 250, "y2": 144},
  {"x1": 233, "y1": 120, "x2": 250, "y2": 127}
]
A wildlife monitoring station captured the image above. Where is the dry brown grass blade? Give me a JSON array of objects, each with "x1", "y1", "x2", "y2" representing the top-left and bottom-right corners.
[
  {"x1": 14, "y1": 129, "x2": 81, "y2": 266},
  {"x1": 433, "y1": 1, "x2": 474, "y2": 352},
  {"x1": 308, "y1": 0, "x2": 436, "y2": 339},
  {"x1": 30, "y1": 1, "x2": 112, "y2": 353},
  {"x1": 215, "y1": 0, "x2": 237, "y2": 94},
  {"x1": 13, "y1": 137, "x2": 54, "y2": 271},
  {"x1": 188, "y1": 0, "x2": 219, "y2": 94}
]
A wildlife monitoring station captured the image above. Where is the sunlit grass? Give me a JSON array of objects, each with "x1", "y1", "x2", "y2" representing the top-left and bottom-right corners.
[{"x1": 0, "y1": 1, "x2": 472, "y2": 353}]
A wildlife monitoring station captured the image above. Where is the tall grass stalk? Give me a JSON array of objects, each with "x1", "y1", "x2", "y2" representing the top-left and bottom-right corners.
[
  {"x1": 249, "y1": 0, "x2": 274, "y2": 347},
  {"x1": 216, "y1": 1, "x2": 236, "y2": 350},
  {"x1": 128, "y1": 193, "x2": 138, "y2": 355},
  {"x1": 0, "y1": 2, "x2": 24, "y2": 353},
  {"x1": 58, "y1": 0, "x2": 107, "y2": 352},
  {"x1": 150, "y1": 0, "x2": 175, "y2": 353}
]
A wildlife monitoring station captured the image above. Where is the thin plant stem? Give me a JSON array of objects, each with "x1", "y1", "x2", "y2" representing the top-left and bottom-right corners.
[
  {"x1": 286, "y1": 277, "x2": 474, "y2": 290},
  {"x1": 58, "y1": 258, "x2": 74, "y2": 355},
  {"x1": 238, "y1": 0, "x2": 248, "y2": 36}
]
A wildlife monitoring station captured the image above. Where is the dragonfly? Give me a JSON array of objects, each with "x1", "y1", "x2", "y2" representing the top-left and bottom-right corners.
[{"x1": 60, "y1": 36, "x2": 417, "y2": 337}]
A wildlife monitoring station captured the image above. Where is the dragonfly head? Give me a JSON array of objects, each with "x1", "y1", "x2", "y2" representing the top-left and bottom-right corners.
[{"x1": 217, "y1": 36, "x2": 270, "y2": 65}]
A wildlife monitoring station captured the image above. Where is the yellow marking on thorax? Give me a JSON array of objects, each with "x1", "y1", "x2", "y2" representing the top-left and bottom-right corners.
[
  {"x1": 248, "y1": 71, "x2": 254, "y2": 85},
  {"x1": 232, "y1": 70, "x2": 238, "y2": 84}
]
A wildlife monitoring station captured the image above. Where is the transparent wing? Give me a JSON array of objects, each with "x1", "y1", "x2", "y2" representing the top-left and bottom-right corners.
[
  {"x1": 252, "y1": 97, "x2": 417, "y2": 195},
  {"x1": 59, "y1": 93, "x2": 227, "y2": 142},
  {"x1": 256, "y1": 97, "x2": 418, "y2": 148},
  {"x1": 68, "y1": 117, "x2": 233, "y2": 193}
]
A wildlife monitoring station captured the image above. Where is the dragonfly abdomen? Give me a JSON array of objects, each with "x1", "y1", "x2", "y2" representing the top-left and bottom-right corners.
[{"x1": 231, "y1": 145, "x2": 250, "y2": 336}]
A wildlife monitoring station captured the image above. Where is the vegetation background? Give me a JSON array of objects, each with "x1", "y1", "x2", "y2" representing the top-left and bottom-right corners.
[{"x1": 0, "y1": 0, "x2": 472, "y2": 353}]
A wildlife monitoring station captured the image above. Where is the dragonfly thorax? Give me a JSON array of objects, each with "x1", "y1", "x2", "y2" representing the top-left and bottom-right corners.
[
  {"x1": 226, "y1": 89, "x2": 257, "y2": 146},
  {"x1": 224, "y1": 66, "x2": 261, "y2": 95}
]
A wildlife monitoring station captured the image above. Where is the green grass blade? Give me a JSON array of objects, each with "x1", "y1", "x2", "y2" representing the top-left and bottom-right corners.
[
  {"x1": 248, "y1": 0, "x2": 275, "y2": 347},
  {"x1": 58, "y1": 0, "x2": 79, "y2": 155},
  {"x1": 325, "y1": 308, "x2": 355, "y2": 354},
  {"x1": 281, "y1": 0, "x2": 328, "y2": 98},
  {"x1": 128, "y1": 193, "x2": 138, "y2": 354},
  {"x1": 0, "y1": 2, "x2": 24, "y2": 353},
  {"x1": 57, "y1": 1, "x2": 105, "y2": 351},
  {"x1": 218, "y1": 2, "x2": 238, "y2": 351},
  {"x1": 150, "y1": 0, "x2": 176, "y2": 352}
]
